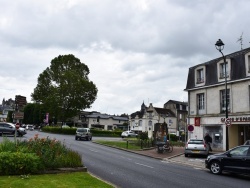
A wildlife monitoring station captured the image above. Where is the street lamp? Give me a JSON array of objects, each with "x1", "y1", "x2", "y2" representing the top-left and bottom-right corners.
[{"x1": 215, "y1": 39, "x2": 229, "y2": 151}]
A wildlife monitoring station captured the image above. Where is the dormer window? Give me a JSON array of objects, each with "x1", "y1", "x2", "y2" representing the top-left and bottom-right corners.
[
  {"x1": 245, "y1": 52, "x2": 250, "y2": 76},
  {"x1": 217, "y1": 58, "x2": 231, "y2": 82},
  {"x1": 219, "y1": 62, "x2": 229, "y2": 78},
  {"x1": 197, "y1": 68, "x2": 204, "y2": 83},
  {"x1": 195, "y1": 66, "x2": 206, "y2": 86}
]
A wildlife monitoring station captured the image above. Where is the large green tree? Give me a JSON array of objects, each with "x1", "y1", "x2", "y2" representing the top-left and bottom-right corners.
[{"x1": 31, "y1": 54, "x2": 98, "y2": 123}]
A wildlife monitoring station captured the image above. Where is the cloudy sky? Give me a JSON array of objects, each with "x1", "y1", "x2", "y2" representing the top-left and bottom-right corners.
[{"x1": 0, "y1": 0, "x2": 249, "y2": 115}]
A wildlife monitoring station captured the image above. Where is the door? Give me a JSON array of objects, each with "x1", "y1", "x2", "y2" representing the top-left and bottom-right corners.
[{"x1": 222, "y1": 146, "x2": 249, "y2": 174}]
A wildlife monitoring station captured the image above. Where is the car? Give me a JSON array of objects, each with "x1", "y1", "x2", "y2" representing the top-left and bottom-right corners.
[
  {"x1": 26, "y1": 125, "x2": 34, "y2": 131},
  {"x1": 75, "y1": 128, "x2": 92, "y2": 141},
  {"x1": 244, "y1": 140, "x2": 250, "y2": 145},
  {"x1": 62, "y1": 125, "x2": 70, "y2": 128},
  {"x1": 17, "y1": 126, "x2": 27, "y2": 136},
  {"x1": 184, "y1": 138, "x2": 209, "y2": 157},
  {"x1": 205, "y1": 145, "x2": 250, "y2": 175},
  {"x1": 121, "y1": 131, "x2": 138, "y2": 138},
  {"x1": 0, "y1": 122, "x2": 26, "y2": 137}
]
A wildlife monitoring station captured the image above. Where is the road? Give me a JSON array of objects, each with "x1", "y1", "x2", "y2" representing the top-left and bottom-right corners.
[{"x1": 1, "y1": 131, "x2": 250, "y2": 188}]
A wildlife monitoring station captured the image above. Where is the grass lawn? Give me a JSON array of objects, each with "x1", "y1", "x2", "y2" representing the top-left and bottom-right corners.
[
  {"x1": 94, "y1": 140, "x2": 142, "y2": 150},
  {"x1": 0, "y1": 172, "x2": 114, "y2": 188}
]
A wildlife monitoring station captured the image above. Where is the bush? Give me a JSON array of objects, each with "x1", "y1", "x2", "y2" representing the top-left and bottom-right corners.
[
  {"x1": 0, "y1": 152, "x2": 42, "y2": 175},
  {"x1": 42, "y1": 126, "x2": 123, "y2": 137},
  {"x1": 25, "y1": 134, "x2": 82, "y2": 169},
  {"x1": 0, "y1": 135, "x2": 83, "y2": 175},
  {"x1": 138, "y1": 132, "x2": 149, "y2": 140}
]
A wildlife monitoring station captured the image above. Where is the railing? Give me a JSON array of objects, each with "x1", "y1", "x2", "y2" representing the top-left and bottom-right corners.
[{"x1": 196, "y1": 78, "x2": 204, "y2": 84}]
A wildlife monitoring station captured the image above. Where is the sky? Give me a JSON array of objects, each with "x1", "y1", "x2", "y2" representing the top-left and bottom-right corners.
[{"x1": 0, "y1": 0, "x2": 250, "y2": 115}]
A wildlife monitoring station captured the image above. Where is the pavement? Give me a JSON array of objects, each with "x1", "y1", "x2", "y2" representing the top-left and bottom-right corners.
[{"x1": 131, "y1": 147, "x2": 222, "y2": 169}]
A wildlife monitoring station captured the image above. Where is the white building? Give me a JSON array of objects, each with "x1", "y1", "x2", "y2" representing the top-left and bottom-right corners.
[
  {"x1": 129, "y1": 102, "x2": 177, "y2": 139},
  {"x1": 74, "y1": 111, "x2": 128, "y2": 130},
  {"x1": 185, "y1": 47, "x2": 250, "y2": 151}
]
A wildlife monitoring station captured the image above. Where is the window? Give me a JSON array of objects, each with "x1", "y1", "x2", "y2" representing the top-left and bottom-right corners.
[
  {"x1": 148, "y1": 121, "x2": 152, "y2": 126},
  {"x1": 197, "y1": 93, "x2": 205, "y2": 110},
  {"x1": 197, "y1": 68, "x2": 204, "y2": 83},
  {"x1": 248, "y1": 55, "x2": 250, "y2": 72},
  {"x1": 220, "y1": 89, "x2": 230, "y2": 113},
  {"x1": 139, "y1": 120, "x2": 142, "y2": 126},
  {"x1": 219, "y1": 62, "x2": 228, "y2": 78},
  {"x1": 148, "y1": 112, "x2": 153, "y2": 119}
]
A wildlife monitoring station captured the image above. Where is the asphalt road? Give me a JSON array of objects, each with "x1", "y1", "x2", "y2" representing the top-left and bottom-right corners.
[{"x1": 1, "y1": 131, "x2": 250, "y2": 188}]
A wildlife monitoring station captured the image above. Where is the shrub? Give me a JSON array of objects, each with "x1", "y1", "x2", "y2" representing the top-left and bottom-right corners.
[
  {"x1": 138, "y1": 132, "x2": 149, "y2": 140},
  {"x1": 0, "y1": 152, "x2": 42, "y2": 175},
  {"x1": 42, "y1": 126, "x2": 123, "y2": 137},
  {"x1": 25, "y1": 134, "x2": 83, "y2": 169},
  {"x1": 0, "y1": 135, "x2": 83, "y2": 174}
]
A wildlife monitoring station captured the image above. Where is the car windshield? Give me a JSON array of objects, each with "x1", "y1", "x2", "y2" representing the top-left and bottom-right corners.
[{"x1": 77, "y1": 129, "x2": 87, "y2": 132}]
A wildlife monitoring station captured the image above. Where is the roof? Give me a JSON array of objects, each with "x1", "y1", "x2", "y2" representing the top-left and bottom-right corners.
[
  {"x1": 165, "y1": 100, "x2": 188, "y2": 106},
  {"x1": 86, "y1": 113, "x2": 128, "y2": 121},
  {"x1": 185, "y1": 47, "x2": 250, "y2": 90},
  {"x1": 154, "y1": 108, "x2": 175, "y2": 117}
]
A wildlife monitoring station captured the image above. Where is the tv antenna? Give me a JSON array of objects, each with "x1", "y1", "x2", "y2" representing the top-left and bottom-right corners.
[{"x1": 237, "y1": 32, "x2": 243, "y2": 50}]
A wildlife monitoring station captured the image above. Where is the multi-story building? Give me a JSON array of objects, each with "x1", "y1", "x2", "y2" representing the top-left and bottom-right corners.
[
  {"x1": 185, "y1": 47, "x2": 250, "y2": 151},
  {"x1": 73, "y1": 111, "x2": 129, "y2": 130},
  {"x1": 129, "y1": 102, "x2": 177, "y2": 139},
  {"x1": 164, "y1": 100, "x2": 188, "y2": 137}
]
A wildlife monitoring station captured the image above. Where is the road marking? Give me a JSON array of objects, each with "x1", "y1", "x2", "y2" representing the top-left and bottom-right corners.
[
  {"x1": 89, "y1": 149, "x2": 98, "y2": 152},
  {"x1": 135, "y1": 162, "x2": 154, "y2": 169}
]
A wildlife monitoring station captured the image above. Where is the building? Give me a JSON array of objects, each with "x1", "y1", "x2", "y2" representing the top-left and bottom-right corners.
[
  {"x1": 74, "y1": 111, "x2": 129, "y2": 130},
  {"x1": 0, "y1": 98, "x2": 15, "y2": 122},
  {"x1": 164, "y1": 100, "x2": 188, "y2": 137},
  {"x1": 129, "y1": 102, "x2": 177, "y2": 139},
  {"x1": 185, "y1": 47, "x2": 250, "y2": 151}
]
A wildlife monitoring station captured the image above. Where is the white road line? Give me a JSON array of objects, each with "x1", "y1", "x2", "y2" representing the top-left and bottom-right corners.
[
  {"x1": 89, "y1": 149, "x2": 98, "y2": 152},
  {"x1": 135, "y1": 162, "x2": 154, "y2": 169}
]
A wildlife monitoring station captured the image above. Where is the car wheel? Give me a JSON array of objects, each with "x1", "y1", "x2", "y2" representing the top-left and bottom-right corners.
[
  {"x1": 184, "y1": 154, "x2": 188, "y2": 157},
  {"x1": 75, "y1": 136, "x2": 78, "y2": 140},
  {"x1": 210, "y1": 161, "x2": 222, "y2": 175},
  {"x1": 89, "y1": 137, "x2": 92, "y2": 141}
]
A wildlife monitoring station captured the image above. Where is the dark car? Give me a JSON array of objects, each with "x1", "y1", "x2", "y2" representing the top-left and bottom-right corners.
[
  {"x1": 244, "y1": 140, "x2": 250, "y2": 145},
  {"x1": 0, "y1": 122, "x2": 25, "y2": 137},
  {"x1": 205, "y1": 145, "x2": 250, "y2": 175}
]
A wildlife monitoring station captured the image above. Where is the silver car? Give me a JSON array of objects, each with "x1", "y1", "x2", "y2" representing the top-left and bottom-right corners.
[
  {"x1": 185, "y1": 138, "x2": 209, "y2": 157},
  {"x1": 75, "y1": 128, "x2": 92, "y2": 141},
  {"x1": 121, "y1": 131, "x2": 138, "y2": 138}
]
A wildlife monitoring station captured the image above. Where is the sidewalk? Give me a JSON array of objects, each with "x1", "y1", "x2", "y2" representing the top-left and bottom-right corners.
[{"x1": 132, "y1": 147, "x2": 185, "y2": 160}]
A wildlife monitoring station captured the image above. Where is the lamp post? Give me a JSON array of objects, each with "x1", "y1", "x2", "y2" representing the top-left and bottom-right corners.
[{"x1": 215, "y1": 39, "x2": 229, "y2": 151}]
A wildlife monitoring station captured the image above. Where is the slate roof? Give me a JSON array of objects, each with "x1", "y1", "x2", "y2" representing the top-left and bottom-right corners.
[
  {"x1": 185, "y1": 47, "x2": 250, "y2": 90},
  {"x1": 86, "y1": 113, "x2": 128, "y2": 121}
]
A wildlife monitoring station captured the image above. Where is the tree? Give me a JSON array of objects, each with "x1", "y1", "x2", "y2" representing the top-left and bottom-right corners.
[{"x1": 31, "y1": 54, "x2": 98, "y2": 123}]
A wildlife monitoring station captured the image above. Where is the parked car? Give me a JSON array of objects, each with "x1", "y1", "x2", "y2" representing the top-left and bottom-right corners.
[
  {"x1": 62, "y1": 125, "x2": 70, "y2": 128},
  {"x1": 205, "y1": 145, "x2": 250, "y2": 175},
  {"x1": 121, "y1": 131, "x2": 138, "y2": 138},
  {"x1": 244, "y1": 140, "x2": 250, "y2": 145},
  {"x1": 0, "y1": 122, "x2": 26, "y2": 137},
  {"x1": 184, "y1": 138, "x2": 209, "y2": 157},
  {"x1": 17, "y1": 126, "x2": 27, "y2": 136},
  {"x1": 75, "y1": 128, "x2": 92, "y2": 141},
  {"x1": 26, "y1": 124, "x2": 34, "y2": 131}
]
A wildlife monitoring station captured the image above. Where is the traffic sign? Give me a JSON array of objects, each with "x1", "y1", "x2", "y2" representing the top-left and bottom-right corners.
[{"x1": 225, "y1": 118, "x2": 231, "y2": 127}]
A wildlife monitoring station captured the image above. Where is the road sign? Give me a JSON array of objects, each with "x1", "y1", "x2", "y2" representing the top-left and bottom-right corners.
[
  {"x1": 188, "y1": 125, "x2": 194, "y2": 132},
  {"x1": 225, "y1": 118, "x2": 231, "y2": 127}
]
